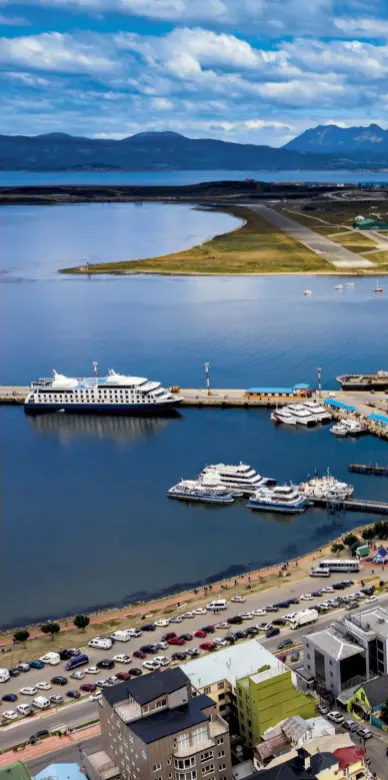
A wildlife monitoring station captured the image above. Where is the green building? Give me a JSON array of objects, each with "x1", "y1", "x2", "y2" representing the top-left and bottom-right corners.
[
  {"x1": 236, "y1": 665, "x2": 315, "y2": 745},
  {"x1": 0, "y1": 764, "x2": 32, "y2": 780},
  {"x1": 353, "y1": 218, "x2": 388, "y2": 230}
]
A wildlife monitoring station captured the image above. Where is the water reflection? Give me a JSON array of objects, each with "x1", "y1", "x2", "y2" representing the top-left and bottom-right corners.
[{"x1": 28, "y1": 411, "x2": 182, "y2": 444}]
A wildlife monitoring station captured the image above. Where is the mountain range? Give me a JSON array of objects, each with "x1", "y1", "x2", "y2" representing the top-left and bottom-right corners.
[{"x1": 1, "y1": 125, "x2": 388, "y2": 171}]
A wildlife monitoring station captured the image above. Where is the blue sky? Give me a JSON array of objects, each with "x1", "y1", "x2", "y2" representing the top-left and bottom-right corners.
[{"x1": 1, "y1": 0, "x2": 388, "y2": 145}]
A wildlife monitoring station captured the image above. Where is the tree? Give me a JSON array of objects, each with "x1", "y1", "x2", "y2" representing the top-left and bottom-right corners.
[
  {"x1": 380, "y1": 699, "x2": 388, "y2": 725},
  {"x1": 331, "y1": 542, "x2": 344, "y2": 557},
  {"x1": 13, "y1": 629, "x2": 30, "y2": 645},
  {"x1": 40, "y1": 622, "x2": 60, "y2": 640},
  {"x1": 73, "y1": 614, "x2": 90, "y2": 632},
  {"x1": 362, "y1": 527, "x2": 375, "y2": 541},
  {"x1": 343, "y1": 533, "x2": 359, "y2": 548}
]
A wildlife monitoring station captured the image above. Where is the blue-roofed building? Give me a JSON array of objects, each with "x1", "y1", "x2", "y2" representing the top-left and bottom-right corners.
[
  {"x1": 34, "y1": 765, "x2": 84, "y2": 780},
  {"x1": 245, "y1": 383, "x2": 311, "y2": 398},
  {"x1": 373, "y1": 546, "x2": 388, "y2": 564},
  {"x1": 369, "y1": 412, "x2": 388, "y2": 427},
  {"x1": 91, "y1": 669, "x2": 232, "y2": 780},
  {"x1": 323, "y1": 399, "x2": 355, "y2": 412}
]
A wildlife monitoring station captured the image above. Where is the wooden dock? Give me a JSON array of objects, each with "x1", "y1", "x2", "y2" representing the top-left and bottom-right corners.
[{"x1": 349, "y1": 463, "x2": 388, "y2": 477}]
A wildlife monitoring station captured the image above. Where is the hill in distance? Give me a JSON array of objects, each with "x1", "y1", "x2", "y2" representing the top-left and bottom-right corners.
[
  {"x1": 284, "y1": 123, "x2": 388, "y2": 155},
  {"x1": 0, "y1": 128, "x2": 387, "y2": 171}
]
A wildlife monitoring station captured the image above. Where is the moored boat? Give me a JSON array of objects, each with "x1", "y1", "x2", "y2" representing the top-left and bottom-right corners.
[
  {"x1": 285, "y1": 404, "x2": 317, "y2": 427},
  {"x1": 168, "y1": 479, "x2": 235, "y2": 504},
  {"x1": 247, "y1": 484, "x2": 311, "y2": 513},
  {"x1": 330, "y1": 422, "x2": 348, "y2": 437},
  {"x1": 303, "y1": 401, "x2": 332, "y2": 424},
  {"x1": 199, "y1": 462, "x2": 276, "y2": 495},
  {"x1": 299, "y1": 473, "x2": 354, "y2": 500},
  {"x1": 271, "y1": 408, "x2": 297, "y2": 425}
]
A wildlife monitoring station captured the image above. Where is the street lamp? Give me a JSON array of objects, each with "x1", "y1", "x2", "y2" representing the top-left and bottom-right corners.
[{"x1": 317, "y1": 367, "x2": 322, "y2": 399}]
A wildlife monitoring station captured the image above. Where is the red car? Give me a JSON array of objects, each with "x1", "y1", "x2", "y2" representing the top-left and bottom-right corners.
[
  {"x1": 162, "y1": 632, "x2": 177, "y2": 641},
  {"x1": 116, "y1": 672, "x2": 131, "y2": 681},
  {"x1": 133, "y1": 650, "x2": 147, "y2": 659},
  {"x1": 167, "y1": 637, "x2": 185, "y2": 646},
  {"x1": 199, "y1": 642, "x2": 214, "y2": 651},
  {"x1": 80, "y1": 683, "x2": 97, "y2": 693},
  {"x1": 194, "y1": 630, "x2": 207, "y2": 639}
]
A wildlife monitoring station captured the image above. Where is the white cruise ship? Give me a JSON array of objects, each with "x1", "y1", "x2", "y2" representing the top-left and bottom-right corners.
[
  {"x1": 24, "y1": 369, "x2": 182, "y2": 415},
  {"x1": 248, "y1": 485, "x2": 311, "y2": 513},
  {"x1": 168, "y1": 479, "x2": 235, "y2": 504},
  {"x1": 299, "y1": 474, "x2": 354, "y2": 501},
  {"x1": 198, "y1": 463, "x2": 276, "y2": 496}
]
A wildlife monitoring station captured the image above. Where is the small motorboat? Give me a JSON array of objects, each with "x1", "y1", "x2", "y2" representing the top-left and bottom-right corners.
[
  {"x1": 304, "y1": 289, "x2": 312, "y2": 296},
  {"x1": 346, "y1": 282, "x2": 355, "y2": 288},
  {"x1": 335, "y1": 284, "x2": 343, "y2": 291},
  {"x1": 375, "y1": 280, "x2": 383, "y2": 293},
  {"x1": 331, "y1": 422, "x2": 348, "y2": 437}
]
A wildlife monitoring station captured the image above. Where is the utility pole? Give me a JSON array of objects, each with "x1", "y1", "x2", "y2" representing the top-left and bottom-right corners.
[
  {"x1": 317, "y1": 367, "x2": 322, "y2": 399},
  {"x1": 93, "y1": 361, "x2": 98, "y2": 378},
  {"x1": 204, "y1": 362, "x2": 211, "y2": 396}
]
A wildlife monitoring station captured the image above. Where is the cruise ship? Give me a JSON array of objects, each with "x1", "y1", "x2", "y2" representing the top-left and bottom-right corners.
[
  {"x1": 247, "y1": 485, "x2": 311, "y2": 513},
  {"x1": 24, "y1": 369, "x2": 182, "y2": 415},
  {"x1": 302, "y1": 401, "x2": 332, "y2": 423},
  {"x1": 198, "y1": 463, "x2": 276, "y2": 496},
  {"x1": 168, "y1": 480, "x2": 235, "y2": 504},
  {"x1": 299, "y1": 474, "x2": 354, "y2": 501},
  {"x1": 285, "y1": 404, "x2": 317, "y2": 426},
  {"x1": 337, "y1": 370, "x2": 388, "y2": 390}
]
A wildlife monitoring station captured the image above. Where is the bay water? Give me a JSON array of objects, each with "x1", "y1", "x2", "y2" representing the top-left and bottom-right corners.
[{"x1": 1, "y1": 195, "x2": 388, "y2": 629}]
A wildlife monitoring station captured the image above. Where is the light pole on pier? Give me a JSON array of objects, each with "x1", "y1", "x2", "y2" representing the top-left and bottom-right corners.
[
  {"x1": 93, "y1": 361, "x2": 98, "y2": 378},
  {"x1": 204, "y1": 362, "x2": 211, "y2": 396},
  {"x1": 317, "y1": 367, "x2": 322, "y2": 399}
]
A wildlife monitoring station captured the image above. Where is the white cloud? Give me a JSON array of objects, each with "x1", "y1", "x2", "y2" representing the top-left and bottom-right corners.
[
  {"x1": 151, "y1": 96, "x2": 173, "y2": 109},
  {"x1": 0, "y1": 12, "x2": 30, "y2": 25},
  {"x1": 4, "y1": 71, "x2": 51, "y2": 87},
  {"x1": 0, "y1": 32, "x2": 116, "y2": 73},
  {"x1": 334, "y1": 17, "x2": 388, "y2": 37}
]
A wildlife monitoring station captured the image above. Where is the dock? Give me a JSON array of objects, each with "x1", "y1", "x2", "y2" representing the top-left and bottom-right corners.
[
  {"x1": 0, "y1": 386, "x2": 28, "y2": 404},
  {"x1": 312, "y1": 497, "x2": 388, "y2": 515},
  {"x1": 349, "y1": 464, "x2": 388, "y2": 477}
]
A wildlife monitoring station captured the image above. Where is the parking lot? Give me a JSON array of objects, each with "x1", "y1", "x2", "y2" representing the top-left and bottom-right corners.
[{"x1": 0, "y1": 573, "x2": 386, "y2": 739}]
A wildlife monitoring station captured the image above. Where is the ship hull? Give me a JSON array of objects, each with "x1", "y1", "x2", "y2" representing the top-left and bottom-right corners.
[
  {"x1": 337, "y1": 375, "x2": 388, "y2": 390},
  {"x1": 168, "y1": 493, "x2": 234, "y2": 504},
  {"x1": 247, "y1": 501, "x2": 307, "y2": 513},
  {"x1": 24, "y1": 400, "x2": 182, "y2": 416}
]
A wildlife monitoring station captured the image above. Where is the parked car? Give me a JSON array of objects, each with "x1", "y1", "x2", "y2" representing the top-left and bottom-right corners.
[
  {"x1": 66, "y1": 690, "x2": 81, "y2": 699},
  {"x1": 256, "y1": 623, "x2": 270, "y2": 631},
  {"x1": 266, "y1": 627, "x2": 280, "y2": 638},
  {"x1": 8, "y1": 668, "x2": 20, "y2": 677},
  {"x1": 89, "y1": 692, "x2": 102, "y2": 702},
  {"x1": 113, "y1": 654, "x2": 131, "y2": 664},
  {"x1": 141, "y1": 624, "x2": 156, "y2": 632},
  {"x1": 68, "y1": 648, "x2": 82, "y2": 657},
  {"x1": 133, "y1": 650, "x2": 146, "y2": 660},
  {"x1": 199, "y1": 642, "x2": 215, "y2": 651},
  {"x1": 162, "y1": 632, "x2": 177, "y2": 641},
  {"x1": 224, "y1": 634, "x2": 235, "y2": 644},
  {"x1": 17, "y1": 704, "x2": 32, "y2": 716},
  {"x1": 116, "y1": 672, "x2": 131, "y2": 681},
  {"x1": 357, "y1": 728, "x2": 372, "y2": 739},
  {"x1": 240, "y1": 613, "x2": 254, "y2": 621},
  {"x1": 193, "y1": 608, "x2": 207, "y2": 615},
  {"x1": 213, "y1": 638, "x2": 228, "y2": 647},
  {"x1": 227, "y1": 616, "x2": 243, "y2": 625},
  {"x1": 128, "y1": 668, "x2": 142, "y2": 676},
  {"x1": 2, "y1": 710, "x2": 18, "y2": 721},
  {"x1": 80, "y1": 683, "x2": 97, "y2": 693},
  {"x1": 366, "y1": 596, "x2": 378, "y2": 604},
  {"x1": 85, "y1": 667, "x2": 99, "y2": 675},
  {"x1": 277, "y1": 638, "x2": 293, "y2": 650},
  {"x1": 246, "y1": 627, "x2": 259, "y2": 636},
  {"x1": 194, "y1": 630, "x2": 207, "y2": 639},
  {"x1": 50, "y1": 695, "x2": 64, "y2": 705},
  {"x1": 186, "y1": 648, "x2": 200, "y2": 657},
  {"x1": 343, "y1": 720, "x2": 358, "y2": 732},
  {"x1": 143, "y1": 661, "x2": 160, "y2": 671},
  {"x1": 234, "y1": 630, "x2": 248, "y2": 640},
  {"x1": 97, "y1": 659, "x2": 115, "y2": 670},
  {"x1": 140, "y1": 645, "x2": 158, "y2": 654},
  {"x1": 154, "y1": 619, "x2": 170, "y2": 628},
  {"x1": 171, "y1": 652, "x2": 187, "y2": 661},
  {"x1": 36, "y1": 682, "x2": 51, "y2": 690},
  {"x1": 29, "y1": 660, "x2": 44, "y2": 670},
  {"x1": 167, "y1": 637, "x2": 185, "y2": 646},
  {"x1": 59, "y1": 650, "x2": 72, "y2": 661},
  {"x1": 88, "y1": 638, "x2": 112, "y2": 650},
  {"x1": 127, "y1": 629, "x2": 142, "y2": 638},
  {"x1": 272, "y1": 618, "x2": 286, "y2": 626},
  {"x1": 180, "y1": 634, "x2": 193, "y2": 641},
  {"x1": 215, "y1": 622, "x2": 229, "y2": 629},
  {"x1": 51, "y1": 676, "x2": 67, "y2": 686},
  {"x1": 2, "y1": 693, "x2": 18, "y2": 703},
  {"x1": 265, "y1": 606, "x2": 279, "y2": 613},
  {"x1": 183, "y1": 612, "x2": 195, "y2": 619},
  {"x1": 290, "y1": 650, "x2": 300, "y2": 663},
  {"x1": 274, "y1": 601, "x2": 291, "y2": 609},
  {"x1": 154, "y1": 641, "x2": 168, "y2": 650},
  {"x1": 20, "y1": 687, "x2": 37, "y2": 696},
  {"x1": 317, "y1": 704, "x2": 329, "y2": 715},
  {"x1": 29, "y1": 730, "x2": 49, "y2": 742},
  {"x1": 253, "y1": 609, "x2": 266, "y2": 617},
  {"x1": 154, "y1": 656, "x2": 169, "y2": 667},
  {"x1": 327, "y1": 711, "x2": 344, "y2": 724},
  {"x1": 202, "y1": 626, "x2": 215, "y2": 634},
  {"x1": 231, "y1": 596, "x2": 246, "y2": 603},
  {"x1": 169, "y1": 616, "x2": 182, "y2": 624},
  {"x1": 70, "y1": 671, "x2": 85, "y2": 680},
  {"x1": 16, "y1": 663, "x2": 30, "y2": 673}
]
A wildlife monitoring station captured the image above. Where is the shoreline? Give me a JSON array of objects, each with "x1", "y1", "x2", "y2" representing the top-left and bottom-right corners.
[{"x1": 0, "y1": 519, "x2": 370, "y2": 640}]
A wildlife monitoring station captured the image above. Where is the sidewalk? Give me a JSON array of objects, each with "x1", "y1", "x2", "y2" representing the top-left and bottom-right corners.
[{"x1": 0, "y1": 725, "x2": 100, "y2": 767}]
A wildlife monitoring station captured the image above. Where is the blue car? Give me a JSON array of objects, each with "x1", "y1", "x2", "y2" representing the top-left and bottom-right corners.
[
  {"x1": 29, "y1": 660, "x2": 44, "y2": 670},
  {"x1": 2, "y1": 693, "x2": 18, "y2": 702}
]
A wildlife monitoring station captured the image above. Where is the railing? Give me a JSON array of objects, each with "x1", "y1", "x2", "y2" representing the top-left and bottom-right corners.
[{"x1": 341, "y1": 674, "x2": 367, "y2": 691}]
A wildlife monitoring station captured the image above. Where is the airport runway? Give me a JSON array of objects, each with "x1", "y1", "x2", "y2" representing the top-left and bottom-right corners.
[{"x1": 249, "y1": 204, "x2": 375, "y2": 268}]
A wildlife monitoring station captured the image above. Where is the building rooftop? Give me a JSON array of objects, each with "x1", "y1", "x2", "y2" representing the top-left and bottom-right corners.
[
  {"x1": 0, "y1": 764, "x2": 31, "y2": 780},
  {"x1": 128, "y1": 693, "x2": 215, "y2": 745},
  {"x1": 250, "y1": 749, "x2": 337, "y2": 779},
  {"x1": 305, "y1": 627, "x2": 364, "y2": 662},
  {"x1": 34, "y1": 765, "x2": 85, "y2": 780},
  {"x1": 232, "y1": 761, "x2": 255, "y2": 780},
  {"x1": 360, "y1": 675, "x2": 388, "y2": 708},
  {"x1": 103, "y1": 667, "x2": 189, "y2": 707},
  {"x1": 182, "y1": 639, "x2": 284, "y2": 691},
  {"x1": 332, "y1": 746, "x2": 365, "y2": 770},
  {"x1": 349, "y1": 606, "x2": 388, "y2": 640}
]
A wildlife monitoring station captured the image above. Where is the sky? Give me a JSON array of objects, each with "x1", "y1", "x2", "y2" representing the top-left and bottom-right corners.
[{"x1": 1, "y1": 0, "x2": 388, "y2": 146}]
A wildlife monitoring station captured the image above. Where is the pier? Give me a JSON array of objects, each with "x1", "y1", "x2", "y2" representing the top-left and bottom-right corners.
[
  {"x1": 349, "y1": 464, "x2": 388, "y2": 477},
  {"x1": 312, "y1": 497, "x2": 388, "y2": 515}
]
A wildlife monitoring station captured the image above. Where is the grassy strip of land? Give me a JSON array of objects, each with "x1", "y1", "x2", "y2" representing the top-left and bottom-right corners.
[
  {"x1": 361, "y1": 250, "x2": 388, "y2": 267},
  {"x1": 60, "y1": 206, "x2": 332, "y2": 275},
  {"x1": 326, "y1": 230, "x2": 379, "y2": 254}
]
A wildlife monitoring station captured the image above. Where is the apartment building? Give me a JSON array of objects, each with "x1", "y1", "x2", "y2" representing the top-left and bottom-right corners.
[
  {"x1": 182, "y1": 640, "x2": 287, "y2": 725},
  {"x1": 93, "y1": 668, "x2": 232, "y2": 780}
]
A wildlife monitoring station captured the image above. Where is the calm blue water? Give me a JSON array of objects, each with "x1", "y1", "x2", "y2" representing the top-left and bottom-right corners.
[
  {"x1": 1, "y1": 200, "x2": 388, "y2": 629},
  {"x1": 2, "y1": 169, "x2": 388, "y2": 186}
]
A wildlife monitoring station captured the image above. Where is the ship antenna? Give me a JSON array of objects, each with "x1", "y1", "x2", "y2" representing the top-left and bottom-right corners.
[{"x1": 93, "y1": 361, "x2": 98, "y2": 378}]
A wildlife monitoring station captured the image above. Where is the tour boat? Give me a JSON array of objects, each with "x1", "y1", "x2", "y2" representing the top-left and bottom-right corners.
[
  {"x1": 285, "y1": 404, "x2": 317, "y2": 427},
  {"x1": 342, "y1": 419, "x2": 368, "y2": 436},
  {"x1": 271, "y1": 408, "x2": 297, "y2": 425},
  {"x1": 24, "y1": 369, "x2": 182, "y2": 415},
  {"x1": 168, "y1": 479, "x2": 235, "y2": 504},
  {"x1": 247, "y1": 485, "x2": 311, "y2": 513},
  {"x1": 330, "y1": 422, "x2": 348, "y2": 437},
  {"x1": 198, "y1": 463, "x2": 276, "y2": 496},
  {"x1": 299, "y1": 473, "x2": 354, "y2": 500},
  {"x1": 302, "y1": 401, "x2": 332, "y2": 424}
]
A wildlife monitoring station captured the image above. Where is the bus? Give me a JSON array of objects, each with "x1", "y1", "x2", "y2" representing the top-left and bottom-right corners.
[
  {"x1": 314, "y1": 559, "x2": 360, "y2": 573},
  {"x1": 65, "y1": 653, "x2": 89, "y2": 671}
]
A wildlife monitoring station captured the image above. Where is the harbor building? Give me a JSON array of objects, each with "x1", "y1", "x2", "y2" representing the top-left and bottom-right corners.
[
  {"x1": 236, "y1": 667, "x2": 315, "y2": 746},
  {"x1": 87, "y1": 668, "x2": 232, "y2": 780},
  {"x1": 182, "y1": 640, "x2": 285, "y2": 726}
]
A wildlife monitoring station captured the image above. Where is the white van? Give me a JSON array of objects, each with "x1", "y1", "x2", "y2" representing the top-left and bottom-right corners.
[
  {"x1": 17, "y1": 703, "x2": 33, "y2": 716},
  {"x1": 88, "y1": 637, "x2": 112, "y2": 650},
  {"x1": 206, "y1": 600, "x2": 227, "y2": 611},
  {"x1": 111, "y1": 630, "x2": 132, "y2": 643},
  {"x1": 40, "y1": 652, "x2": 60, "y2": 665},
  {"x1": 32, "y1": 696, "x2": 51, "y2": 710},
  {"x1": 0, "y1": 669, "x2": 10, "y2": 683}
]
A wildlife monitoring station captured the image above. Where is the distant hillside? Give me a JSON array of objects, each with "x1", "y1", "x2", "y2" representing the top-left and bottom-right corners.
[
  {"x1": 284, "y1": 124, "x2": 388, "y2": 157},
  {"x1": 0, "y1": 129, "x2": 377, "y2": 172}
]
